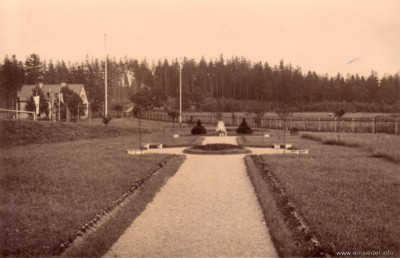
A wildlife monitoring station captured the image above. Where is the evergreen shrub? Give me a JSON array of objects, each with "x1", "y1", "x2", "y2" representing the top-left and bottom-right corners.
[
  {"x1": 191, "y1": 119, "x2": 207, "y2": 135},
  {"x1": 236, "y1": 118, "x2": 253, "y2": 134}
]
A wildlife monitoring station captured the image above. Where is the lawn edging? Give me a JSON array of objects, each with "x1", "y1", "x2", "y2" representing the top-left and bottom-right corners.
[
  {"x1": 60, "y1": 154, "x2": 185, "y2": 257},
  {"x1": 245, "y1": 155, "x2": 333, "y2": 257}
]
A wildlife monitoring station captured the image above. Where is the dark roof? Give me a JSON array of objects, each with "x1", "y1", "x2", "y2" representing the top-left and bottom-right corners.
[{"x1": 19, "y1": 84, "x2": 84, "y2": 101}]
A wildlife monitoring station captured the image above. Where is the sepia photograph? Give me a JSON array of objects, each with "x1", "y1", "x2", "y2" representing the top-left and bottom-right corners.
[{"x1": 0, "y1": 0, "x2": 399, "y2": 257}]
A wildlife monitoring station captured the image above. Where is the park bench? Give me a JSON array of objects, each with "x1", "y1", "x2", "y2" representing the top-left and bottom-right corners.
[
  {"x1": 273, "y1": 143, "x2": 293, "y2": 149},
  {"x1": 126, "y1": 148, "x2": 142, "y2": 154},
  {"x1": 142, "y1": 143, "x2": 163, "y2": 149},
  {"x1": 289, "y1": 149, "x2": 310, "y2": 154}
]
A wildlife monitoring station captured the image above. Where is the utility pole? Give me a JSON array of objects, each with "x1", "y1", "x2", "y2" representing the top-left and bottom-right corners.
[{"x1": 104, "y1": 34, "x2": 108, "y2": 117}]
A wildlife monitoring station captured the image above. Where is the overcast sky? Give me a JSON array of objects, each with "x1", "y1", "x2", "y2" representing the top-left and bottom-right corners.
[{"x1": 1, "y1": 0, "x2": 399, "y2": 77}]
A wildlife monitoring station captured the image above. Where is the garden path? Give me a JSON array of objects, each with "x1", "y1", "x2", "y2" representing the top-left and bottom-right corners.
[{"x1": 104, "y1": 136, "x2": 277, "y2": 257}]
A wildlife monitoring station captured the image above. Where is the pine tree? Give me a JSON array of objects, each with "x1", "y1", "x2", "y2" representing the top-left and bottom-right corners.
[
  {"x1": 0, "y1": 55, "x2": 25, "y2": 109},
  {"x1": 25, "y1": 54, "x2": 44, "y2": 84}
]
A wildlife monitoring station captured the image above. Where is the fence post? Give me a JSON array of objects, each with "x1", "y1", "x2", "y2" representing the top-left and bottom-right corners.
[
  {"x1": 335, "y1": 117, "x2": 337, "y2": 132},
  {"x1": 290, "y1": 117, "x2": 293, "y2": 129},
  {"x1": 373, "y1": 118, "x2": 376, "y2": 134},
  {"x1": 318, "y1": 118, "x2": 321, "y2": 131},
  {"x1": 352, "y1": 118, "x2": 355, "y2": 133},
  {"x1": 303, "y1": 118, "x2": 306, "y2": 131},
  {"x1": 269, "y1": 117, "x2": 272, "y2": 129},
  {"x1": 395, "y1": 119, "x2": 398, "y2": 135}
]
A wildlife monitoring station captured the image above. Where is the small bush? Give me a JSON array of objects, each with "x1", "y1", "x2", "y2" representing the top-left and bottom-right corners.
[
  {"x1": 236, "y1": 118, "x2": 253, "y2": 134},
  {"x1": 191, "y1": 119, "x2": 207, "y2": 135},
  {"x1": 290, "y1": 127, "x2": 299, "y2": 136},
  {"x1": 102, "y1": 115, "x2": 112, "y2": 126}
]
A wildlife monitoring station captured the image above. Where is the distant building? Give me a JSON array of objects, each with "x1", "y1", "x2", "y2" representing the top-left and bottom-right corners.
[{"x1": 18, "y1": 82, "x2": 89, "y2": 117}]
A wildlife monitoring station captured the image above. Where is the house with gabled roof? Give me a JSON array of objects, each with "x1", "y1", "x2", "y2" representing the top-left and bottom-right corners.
[{"x1": 18, "y1": 82, "x2": 89, "y2": 118}]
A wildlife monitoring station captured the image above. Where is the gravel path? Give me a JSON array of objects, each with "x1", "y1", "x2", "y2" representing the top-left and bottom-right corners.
[{"x1": 105, "y1": 137, "x2": 277, "y2": 257}]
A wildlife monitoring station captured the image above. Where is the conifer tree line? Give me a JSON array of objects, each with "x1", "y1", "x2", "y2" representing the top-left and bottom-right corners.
[{"x1": 1, "y1": 53, "x2": 399, "y2": 113}]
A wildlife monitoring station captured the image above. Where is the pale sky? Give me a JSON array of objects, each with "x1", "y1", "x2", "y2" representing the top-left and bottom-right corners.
[{"x1": 1, "y1": 0, "x2": 399, "y2": 77}]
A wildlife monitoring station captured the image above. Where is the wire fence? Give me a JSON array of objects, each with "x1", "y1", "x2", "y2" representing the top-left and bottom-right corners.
[{"x1": 137, "y1": 112, "x2": 399, "y2": 135}]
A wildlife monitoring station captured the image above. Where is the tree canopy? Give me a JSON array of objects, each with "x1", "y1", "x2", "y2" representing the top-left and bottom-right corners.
[
  {"x1": 60, "y1": 86, "x2": 85, "y2": 118},
  {"x1": 25, "y1": 87, "x2": 48, "y2": 116},
  {"x1": 1, "y1": 53, "x2": 399, "y2": 112}
]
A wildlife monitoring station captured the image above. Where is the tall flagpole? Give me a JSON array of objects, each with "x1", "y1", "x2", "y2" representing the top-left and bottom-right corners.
[
  {"x1": 58, "y1": 89, "x2": 60, "y2": 121},
  {"x1": 104, "y1": 34, "x2": 108, "y2": 117},
  {"x1": 179, "y1": 59, "x2": 182, "y2": 125}
]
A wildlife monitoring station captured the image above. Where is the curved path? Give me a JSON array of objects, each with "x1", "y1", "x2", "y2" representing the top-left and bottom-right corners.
[{"x1": 104, "y1": 137, "x2": 277, "y2": 257}]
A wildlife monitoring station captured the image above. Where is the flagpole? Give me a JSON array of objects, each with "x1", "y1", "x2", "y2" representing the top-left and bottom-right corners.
[
  {"x1": 58, "y1": 89, "x2": 60, "y2": 121},
  {"x1": 104, "y1": 34, "x2": 108, "y2": 117}
]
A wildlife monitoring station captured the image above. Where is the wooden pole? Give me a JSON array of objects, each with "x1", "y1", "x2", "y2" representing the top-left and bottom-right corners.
[
  {"x1": 318, "y1": 117, "x2": 321, "y2": 131},
  {"x1": 373, "y1": 118, "x2": 376, "y2": 134},
  {"x1": 58, "y1": 89, "x2": 61, "y2": 121}
]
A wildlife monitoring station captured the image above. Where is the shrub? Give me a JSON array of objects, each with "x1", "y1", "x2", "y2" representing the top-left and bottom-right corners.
[
  {"x1": 237, "y1": 118, "x2": 253, "y2": 134},
  {"x1": 191, "y1": 119, "x2": 207, "y2": 135},
  {"x1": 290, "y1": 127, "x2": 299, "y2": 136},
  {"x1": 102, "y1": 115, "x2": 112, "y2": 126}
]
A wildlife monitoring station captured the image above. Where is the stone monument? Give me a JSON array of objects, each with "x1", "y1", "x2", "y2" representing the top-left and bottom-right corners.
[{"x1": 215, "y1": 120, "x2": 227, "y2": 136}]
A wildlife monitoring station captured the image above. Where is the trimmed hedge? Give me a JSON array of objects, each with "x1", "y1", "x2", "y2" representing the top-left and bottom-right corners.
[
  {"x1": 236, "y1": 118, "x2": 253, "y2": 134},
  {"x1": 191, "y1": 119, "x2": 207, "y2": 135}
]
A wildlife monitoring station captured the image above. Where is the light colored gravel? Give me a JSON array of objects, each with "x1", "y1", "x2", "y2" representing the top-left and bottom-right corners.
[{"x1": 109, "y1": 137, "x2": 278, "y2": 257}]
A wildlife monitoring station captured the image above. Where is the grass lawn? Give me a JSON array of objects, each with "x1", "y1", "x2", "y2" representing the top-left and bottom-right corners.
[
  {"x1": 302, "y1": 132, "x2": 400, "y2": 164},
  {"x1": 249, "y1": 134, "x2": 399, "y2": 254},
  {"x1": 238, "y1": 132, "x2": 308, "y2": 149},
  {"x1": 0, "y1": 130, "x2": 195, "y2": 256}
]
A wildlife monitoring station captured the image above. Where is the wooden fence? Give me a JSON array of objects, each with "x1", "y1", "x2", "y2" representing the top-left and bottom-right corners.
[{"x1": 138, "y1": 112, "x2": 399, "y2": 135}]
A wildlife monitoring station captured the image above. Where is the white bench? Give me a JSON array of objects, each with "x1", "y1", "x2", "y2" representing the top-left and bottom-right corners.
[
  {"x1": 273, "y1": 143, "x2": 293, "y2": 149},
  {"x1": 290, "y1": 149, "x2": 309, "y2": 154},
  {"x1": 127, "y1": 149, "x2": 142, "y2": 155},
  {"x1": 142, "y1": 143, "x2": 163, "y2": 149}
]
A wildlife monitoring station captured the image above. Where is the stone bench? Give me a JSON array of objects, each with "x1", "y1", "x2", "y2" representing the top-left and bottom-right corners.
[
  {"x1": 142, "y1": 143, "x2": 163, "y2": 149},
  {"x1": 273, "y1": 143, "x2": 293, "y2": 149},
  {"x1": 127, "y1": 149, "x2": 142, "y2": 155},
  {"x1": 290, "y1": 149, "x2": 310, "y2": 154}
]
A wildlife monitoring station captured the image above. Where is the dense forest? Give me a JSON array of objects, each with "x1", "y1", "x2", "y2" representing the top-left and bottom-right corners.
[{"x1": 1, "y1": 53, "x2": 399, "y2": 114}]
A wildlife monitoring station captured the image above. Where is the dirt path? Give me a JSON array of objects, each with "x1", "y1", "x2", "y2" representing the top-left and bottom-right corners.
[{"x1": 104, "y1": 137, "x2": 277, "y2": 257}]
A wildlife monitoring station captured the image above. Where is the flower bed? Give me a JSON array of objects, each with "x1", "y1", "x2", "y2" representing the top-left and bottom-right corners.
[{"x1": 183, "y1": 143, "x2": 251, "y2": 155}]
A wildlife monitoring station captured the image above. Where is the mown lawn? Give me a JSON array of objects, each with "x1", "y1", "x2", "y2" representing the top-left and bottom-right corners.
[
  {"x1": 0, "y1": 132, "x2": 195, "y2": 256},
  {"x1": 302, "y1": 132, "x2": 400, "y2": 164},
  {"x1": 250, "y1": 135, "x2": 399, "y2": 254}
]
